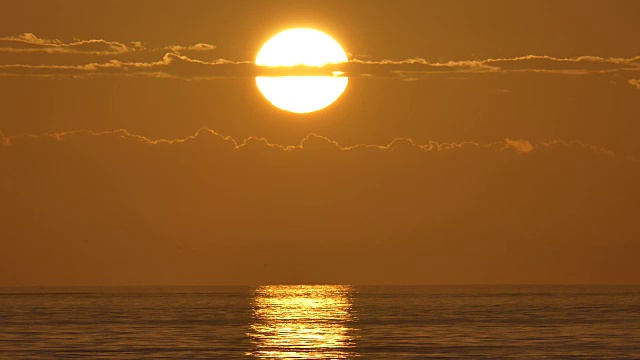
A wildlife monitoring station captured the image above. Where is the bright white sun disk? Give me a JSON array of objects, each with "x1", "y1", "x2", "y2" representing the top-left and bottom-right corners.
[{"x1": 255, "y1": 28, "x2": 348, "y2": 113}]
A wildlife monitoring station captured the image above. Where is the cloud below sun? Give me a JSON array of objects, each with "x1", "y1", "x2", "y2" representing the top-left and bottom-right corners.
[
  {"x1": 1, "y1": 127, "x2": 630, "y2": 162},
  {"x1": 2, "y1": 126, "x2": 639, "y2": 285}
]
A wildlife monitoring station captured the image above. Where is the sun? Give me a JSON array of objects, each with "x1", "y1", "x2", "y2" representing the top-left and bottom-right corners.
[{"x1": 255, "y1": 28, "x2": 348, "y2": 114}]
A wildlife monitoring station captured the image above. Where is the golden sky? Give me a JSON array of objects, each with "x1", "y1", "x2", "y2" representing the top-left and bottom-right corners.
[{"x1": 1, "y1": 0, "x2": 639, "y2": 285}]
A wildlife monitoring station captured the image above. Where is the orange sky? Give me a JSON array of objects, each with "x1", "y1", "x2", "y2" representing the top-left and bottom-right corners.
[{"x1": 1, "y1": 0, "x2": 639, "y2": 285}]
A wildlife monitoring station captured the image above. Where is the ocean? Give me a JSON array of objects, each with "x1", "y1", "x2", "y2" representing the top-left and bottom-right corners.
[{"x1": 1, "y1": 285, "x2": 639, "y2": 359}]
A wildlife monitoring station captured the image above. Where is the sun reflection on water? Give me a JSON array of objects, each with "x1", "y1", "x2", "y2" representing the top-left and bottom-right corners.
[{"x1": 248, "y1": 285, "x2": 357, "y2": 359}]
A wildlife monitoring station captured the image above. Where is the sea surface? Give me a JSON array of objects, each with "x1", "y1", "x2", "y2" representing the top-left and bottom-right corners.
[{"x1": 1, "y1": 285, "x2": 639, "y2": 359}]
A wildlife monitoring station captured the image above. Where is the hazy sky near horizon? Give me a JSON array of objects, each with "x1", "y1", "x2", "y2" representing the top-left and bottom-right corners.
[{"x1": 1, "y1": 0, "x2": 639, "y2": 285}]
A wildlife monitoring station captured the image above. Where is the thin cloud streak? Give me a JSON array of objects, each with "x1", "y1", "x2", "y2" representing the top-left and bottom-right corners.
[
  {"x1": 349, "y1": 55, "x2": 640, "y2": 77},
  {"x1": 0, "y1": 53, "x2": 638, "y2": 79},
  {"x1": 0, "y1": 53, "x2": 252, "y2": 79},
  {"x1": 163, "y1": 43, "x2": 217, "y2": 54},
  {"x1": 351, "y1": 55, "x2": 640, "y2": 66},
  {"x1": 0, "y1": 33, "x2": 139, "y2": 55},
  {"x1": 0, "y1": 128, "x2": 628, "y2": 161},
  {"x1": 0, "y1": 33, "x2": 217, "y2": 56}
]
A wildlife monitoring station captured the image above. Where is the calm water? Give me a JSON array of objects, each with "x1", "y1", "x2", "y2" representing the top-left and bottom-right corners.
[{"x1": 1, "y1": 286, "x2": 639, "y2": 359}]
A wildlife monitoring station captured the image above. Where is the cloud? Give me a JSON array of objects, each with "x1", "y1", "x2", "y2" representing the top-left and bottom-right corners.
[
  {"x1": 1, "y1": 128, "x2": 631, "y2": 163},
  {"x1": 347, "y1": 55, "x2": 640, "y2": 77},
  {"x1": 504, "y1": 139, "x2": 534, "y2": 154},
  {"x1": 0, "y1": 33, "x2": 638, "y2": 79},
  {"x1": 0, "y1": 52, "x2": 252, "y2": 79},
  {"x1": 164, "y1": 43, "x2": 217, "y2": 54},
  {"x1": 0, "y1": 33, "x2": 137, "y2": 55},
  {"x1": 539, "y1": 140, "x2": 616, "y2": 157},
  {"x1": 0, "y1": 52, "x2": 638, "y2": 79},
  {"x1": 0, "y1": 33, "x2": 218, "y2": 58},
  {"x1": 629, "y1": 79, "x2": 640, "y2": 89},
  {"x1": 0, "y1": 130, "x2": 7, "y2": 146},
  {"x1": 2, "y1": 126, "x2": 639, "y2": 285}
]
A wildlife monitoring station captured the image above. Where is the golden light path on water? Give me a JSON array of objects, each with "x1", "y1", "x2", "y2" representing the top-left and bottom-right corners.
[{"x1": 248, "y1": 285, "x2": 357, "y2": 359}]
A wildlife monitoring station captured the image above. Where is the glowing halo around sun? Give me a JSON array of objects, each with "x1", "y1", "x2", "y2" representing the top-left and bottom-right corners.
[{"x1": 255, "y1": 28, "x2": 348, "y2": 114}]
